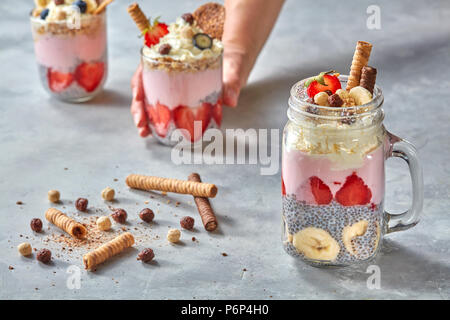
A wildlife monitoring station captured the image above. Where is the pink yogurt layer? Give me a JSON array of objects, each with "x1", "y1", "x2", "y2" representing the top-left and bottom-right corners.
[
  {"x1": 142, "y1": 67, "x2": 222, "y2": 109},
  {"x1": 282, "y1": 144, "x2": 385, "y2": 205},
  {"x1": 33, "y1": 29, "x2": 106, "y2": 72}
]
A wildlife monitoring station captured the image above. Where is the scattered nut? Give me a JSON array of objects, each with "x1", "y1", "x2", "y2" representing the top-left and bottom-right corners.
[
  {"x1": 328, "y1": 93, "x2": 344, "y2": 107},
  {"x1": 101, "y1": 187, "x2": 115, "y2": 201},
  {"x1": 36, "y1": 249, "x2": 51, "y2": 264},
  {"x1": 75, "y1": 198, "x2": 88, "y2": 212},
  {"x1": 18, "y1": 242, "x2": 32, "y2": 256},
  {"x1": 111, "y1": 209, "x2": 127, "y2": 224},
  {"x1": 313, "y1": 92, "x2": 329, "y2": 106},
  {"x1": 139, "y1": 208, "x2": 154, "y2": 223},
  {"x1": 167, "y1": 229, "x2": 181, "y2": 243},
  {"x1": 180, "y1": 216, "x2": 195, "y2": 230},
  {"x1": 30, "y1": 218, "x2": 43, "y2": 232},
  {"x1": 137, "y1": 248, "x2": 155, "y2": 263},
  {"x1": 48, "y1": 190, "x2": 60, "y2": 203},
  {"x1": 96, "y1": 216, "x2": 112, "y2": 231}
]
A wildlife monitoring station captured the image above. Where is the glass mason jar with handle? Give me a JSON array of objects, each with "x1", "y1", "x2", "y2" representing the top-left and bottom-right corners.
[{"x1": 282, "y1": 75, "x2": 423, "y2": 267}]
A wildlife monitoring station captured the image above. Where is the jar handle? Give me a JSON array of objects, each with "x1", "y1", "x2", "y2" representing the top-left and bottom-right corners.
[{"x1": 385, "y1": 131, "x2": 424, "y2": 233}]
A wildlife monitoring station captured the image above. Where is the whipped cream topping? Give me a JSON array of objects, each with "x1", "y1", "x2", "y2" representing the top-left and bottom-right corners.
[{"x1": 142, "y1": 17, "x2": 223, "y2": 63}]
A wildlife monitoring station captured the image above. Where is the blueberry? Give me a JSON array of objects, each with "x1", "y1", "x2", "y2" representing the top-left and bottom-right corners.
[
  {"x1": 40, "y1": 8, "x2": 50, "y2": 20},
  {"x1": 73, "y1": 0, "x2": 87, "y2": 14}
]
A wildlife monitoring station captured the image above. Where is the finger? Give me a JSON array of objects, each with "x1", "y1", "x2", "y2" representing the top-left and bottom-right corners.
[
  {"x1": 139, "y1": 125, "x2": 151, "y2": 138},
  {"x1": 223, "y1": 82, "x2": 240, "y2": 107},
  {"x1": 131, "y1": 99, "x2": 148, "y2": 128},
  {"x1": 131, "y1": 64, "x2": 144, "y2": 101}
]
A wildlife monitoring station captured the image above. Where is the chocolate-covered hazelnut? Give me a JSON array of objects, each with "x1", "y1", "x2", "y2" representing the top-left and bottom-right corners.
[
  {"x1": 158, "y1": 43, "x2": 171, "y2": 55},
  {"x1": 328, "y1": 93, "x2": 344, "y2": 108},
  {"x1": 36, "y1": 249, "x2": 51, "y2": 263},
  {"x1": 30, "y1": 218, "x2": 43, "y2": 232},
  {"x1": 111, "y1": 209, "x2": 127, "y2": 224},
  {"x1": 137, "y1": 248, "x2": 155, "y2": 263},
  {"x1": 139, "y1": 208, "x2": 154, "y2": 223},
  {"x1": 180, "y1": 216, "x2": 195, "y2": 230},
  {"x1": 75, "y1": 198, "x2": 88, "y2": 212},
  {"x1": 181, "y1": 13, "x2": 194, "y2": 25}
]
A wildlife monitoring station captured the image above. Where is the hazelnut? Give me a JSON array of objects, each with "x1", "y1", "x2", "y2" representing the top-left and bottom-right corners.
[
  {"x1": 328, "y1": 93, "x2": 344, "y2": 107},
  {"x1": 30, "y1": 218, "x2": 43, "y2": 232},
  {"x1": 18, "y1": 242, "x2": 32, "y2": 256},
  {"x1": 137, "y1": 248, "x2": 155, "y2": 263},
  {"x1": 180, "y1": 216, "x2": 195, "y2": 230},
  {"x1": 159, "y1": 43, "x2": 171, "y2": 55},
  {"x1": 139, "y1": 208, "x2": 154, "y2": 223},
  {"x1": 75, "y1": 198, "x2": 88, "y2": 212},
  {"x1": 181, "y1": 26, "x2": 195, "y2": 39},
  {"x1": 54, "y1": 0, "x2": 65, "y2": 5},
  {"x1": 48, "y1": 190, "x2": 60, "y2": 203},
  {"x1": 101, "y1": 187, "x2": 115, "y2": 201},
  {"x1": 111, "y1": 209, "x2": 127, "y2": 224},
  {"x1": 181, "y1": 13, "x2": 194, "y2": 25},
  {"x1": 96, "y1": 216, "x2": 112, "y2": 231},
  {"x1": 167, "y1": 229, "x2": 181, "y2": 243},
  {"x1": 313, "y1": 92, "x2": 329, "y2": 106},
  {"x1": 36, "y1": 249, "x2": 51, "y2": 263}
]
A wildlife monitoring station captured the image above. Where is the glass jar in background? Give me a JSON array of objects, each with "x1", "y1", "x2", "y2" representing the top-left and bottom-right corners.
[
  {"x1": 282, "y1": 76, "x2": 423, "y2": 267},
  {"x1": 30, "y1": 11, "x2": 108, "y2": 102}
]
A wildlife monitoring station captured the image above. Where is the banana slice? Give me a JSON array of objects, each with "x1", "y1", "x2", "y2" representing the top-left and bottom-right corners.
[
  {"x1": 293, "y1": 227, "x2": 340, "y2": 261},
  {"x1": 84, "y1": 0, "x2": 98, "y2": 14},
  {"x1": 342, "y1": 220, "x2": 368, "y2": 255},
  {"x1": 349, "y1": 86, "x2": 372, "y2": 105},
  {"x1": 34, "y1": 0, "x2": 49, "y2": 7}
]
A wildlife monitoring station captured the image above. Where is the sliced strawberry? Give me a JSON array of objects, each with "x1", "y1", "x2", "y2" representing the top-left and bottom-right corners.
[
  {"x1": 212, "y1": 99, "x2": 222, "y2": 126},
  {"x1": 47, "y1": 69, "x2": 74, "y2": 93},
  {"x1": 144, "y1": 21, "x2": 169, "y2": 47},
  {"x1": 148, "y1": 102, "x2": 171, "y2": 137},
  {"x1": 335, "y1": 172, "x2": 372, "y2": 206},
  {"x1": 281, "y1": 175, "x2": 286, "y2": 196},
  {"x1": 310, "y1": 176, "x2": 333, "y2": 205},
  {"x1": 173, "y1": 104, "x2": 211, "y2": 142},
  {"x1": 306, "y1": 74, "x2": 341, "y2": 98},
  {"x1": 75, "y1": 62, "x2": 105, "y2": 93}
]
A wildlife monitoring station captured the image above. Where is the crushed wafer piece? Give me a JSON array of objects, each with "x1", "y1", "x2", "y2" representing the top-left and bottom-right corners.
[
  {"x1": 83, "y1": 232, "x2": 135, "y2": 270},
  {"x1": 193, "y1": 2, "x2": 225, "y2": 40},
  {"x1": 126, "y1": 174, "x2": 218, "y2": 198},
  {"x1": 45, "y1": 208, "x2": 87, "y2": 239},
  {"x1": 346, "y1": 41, "x2": 372, "y2": 91}
]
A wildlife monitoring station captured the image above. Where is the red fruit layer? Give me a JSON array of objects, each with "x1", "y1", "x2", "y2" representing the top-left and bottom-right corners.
[
  {"x1": 306, "y1": 74, "x2": 341, "y2": 98},
  {"x1": 75, "y1": 62, "x2": 105, "y2": 93},
  {"x1": 335, "y1": 172, "x2": 372, "y2": 206},
  {"x1": 147, "y1": 102, "x2": 172, "y2": 137},
  {"x1": 310, "y1": 176, "x2": 333, "y2": 205},
  {"x1": 173, "y1": 103, "x2": 212, "y2": 142},
  {"x1": 47, "y1": 69, "x2": 74, "y2": 93},
  {"x1": 212, "y1": 99, "x2": 223, "y2": 126}
]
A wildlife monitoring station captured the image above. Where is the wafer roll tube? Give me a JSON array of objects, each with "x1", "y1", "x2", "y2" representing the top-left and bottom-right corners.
[
  {"x1": 126, "y1": 174, "x2": 218, "y2": 198},
  {"x1": 346, "y1": 41, "x2": 373, "y2": 91},
  {"x1": 45, "y1": 208, "x2": 87, "y2": 239},
  {"x1": 359, "y1": 66, "x2": 377, "y2": 94},
  {"x1": 188, "y1": 173, "x2": 218, "y2": 231},
  {"x1": 127, "y1": 2, "x2": 150, "y2": 33},
  {"x1": 94, "y1": 0, "x2": 114, "y2": 15},
  {"x1": 83, "y1": 232, "x2": 135, "y2": 270}
]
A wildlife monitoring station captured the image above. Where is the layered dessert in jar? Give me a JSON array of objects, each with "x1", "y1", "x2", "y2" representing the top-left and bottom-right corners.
[
  {"x1": 30, "y1": 0, "x2": 111, "y2": 102},
  {"x1": 128, "y1": 3, "x2": 224, "y2": 145},
  {"x1": 282, "y1": 41, "x2": 387, "y2": 266}
]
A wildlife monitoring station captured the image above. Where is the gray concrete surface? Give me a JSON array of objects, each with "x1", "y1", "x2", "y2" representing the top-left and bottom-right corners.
[{"x1": 0, "y1": 0, "x2": 449, "y2": 299}]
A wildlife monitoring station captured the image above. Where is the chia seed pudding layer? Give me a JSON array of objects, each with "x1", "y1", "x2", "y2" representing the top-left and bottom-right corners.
[{"x1": 282, "y1": 194, "x2": 383, "y2": 265}]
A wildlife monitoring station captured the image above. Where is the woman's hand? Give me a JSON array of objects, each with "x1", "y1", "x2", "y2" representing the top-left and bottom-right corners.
[{"x1": 130, "y1": 64, "x2": 151, "y2": 137}]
